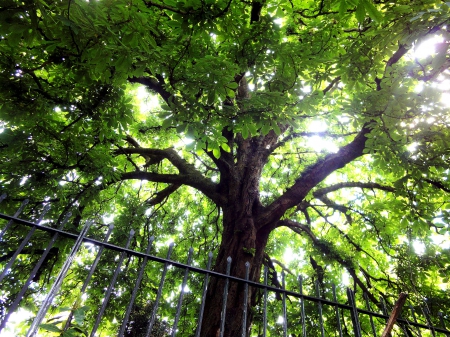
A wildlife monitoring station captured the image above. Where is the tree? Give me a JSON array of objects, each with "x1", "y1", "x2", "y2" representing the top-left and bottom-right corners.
[{"x1": 0, "y1": 0, "x2": 449, "y2": 336}]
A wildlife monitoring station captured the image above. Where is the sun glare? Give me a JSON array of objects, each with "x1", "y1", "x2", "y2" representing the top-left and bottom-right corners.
[
  {"x1": 413, "y1": 35, "x2": 445, "y2": 59},
  {"x1": 136, "y1": 86, "x2": 160, "y2": 112}
]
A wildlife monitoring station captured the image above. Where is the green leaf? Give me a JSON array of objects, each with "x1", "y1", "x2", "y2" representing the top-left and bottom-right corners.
[
  {"x1": 241, "y1": 126, "x2": 249, "y2": 139},
  {"x1": 221, "y1": 143, "x2": 231, "y2": 152},
  {"x1": 207, "y1": 90, "x2": 216, "y2": 105},
  {"x1": 271, "y1": 121, "x2": 281, "y2": 136},
  {"x1": 361, "y1": 0, "x2": 383, "y2": 22},
  {"x1": 162, "y1": 117, "x2": 174, "y2": 129},
  {"x1": 339, "y1": 0, "x2": 348, "y2": 17},
  {"x1": 261, "y1": 123, "x2": 271, "y2": 136},
  {"x1": 212, "y1": 147, "x2": 221, "y2": 158},
  {"x1": 355, "y1": 3, "x2": 366, "y2": 22},
  {"x1": 74, "y1": 306, "x2": 90, "y2": 324},
  {"x1": 40, "y1": 323, "x2": 61, "y2": 332}
]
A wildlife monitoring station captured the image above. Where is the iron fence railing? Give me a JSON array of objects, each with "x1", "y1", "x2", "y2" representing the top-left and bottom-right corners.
[{"x1": 0, "y1": 194, "x2": 449, "y2": 337}]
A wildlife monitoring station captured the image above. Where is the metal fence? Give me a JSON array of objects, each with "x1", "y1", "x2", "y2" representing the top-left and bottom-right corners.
[{"x1": 0, "y1": 194, "x2": 449, "y2": 337}]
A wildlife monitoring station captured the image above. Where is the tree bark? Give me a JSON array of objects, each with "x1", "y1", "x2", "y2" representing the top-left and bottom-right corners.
[
  {"x1": 198, "y1": 127, "x2": 370, "y2": 336},
  {"x1": 199, "y1": 213, "x2": 271, "y2": 337},
  {"x1": 199, "y1": 133, "x2": 273, "y2": 337}
]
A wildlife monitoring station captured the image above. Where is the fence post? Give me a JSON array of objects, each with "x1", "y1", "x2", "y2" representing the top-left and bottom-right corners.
[
  {"x1": 315, "y1": 281, "x2": 325, "y2": 337},
  {"x1": 0, "y1": 204, "x2": 49, "y2": 283},
  {"x1": 0, "y1": 211, "x2": 72, "y2": 333},
  {"x1": 346, "y1": 288, "x2": 362, "y2": 337},
  {"x1": 332, "y1": 284, "x2": 343, "y2": 337},
  {"x1": 195, "y1": 252, "x2": 213, "y2": 337},
  {"x1": 64, "y1": 224, "x2": 114, "y2": 333},
  {"x1": 219, "y1": 257, "x2": 232, "y2": 337},
  {"x1": 145, "y1": 242, "x2": 174, "y2": 337},
  {"x1": 172, "y1": 247, "x2": 194, "y2": 337},
  {"x1": 242, "y1": 261, "x2": 250, "y2": 337},
  {"x1": 118, "y1": 235, "x2": 155, "y2": 337},
  {"x1": 0, "y1": 199, "x2": 28, "y2": 240},
  {"x1": 298, "y1": 275, "x2": 307, "y2": 337},
  {"x1": 364, "y1": 293, "x2": 377, "y2": 337},
  {"x1": 26, "y1": 219, "x2": 93, "y2": 337},
  {"x1": 263, "y1": 266, "x2": 268, "y2": 337},
  {"x1": 90, "y1": 229, "x2": 135, "y2": 337}
]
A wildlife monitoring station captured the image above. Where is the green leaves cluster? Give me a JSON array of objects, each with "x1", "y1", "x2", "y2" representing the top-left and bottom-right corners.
[{"x1": 1, "y1": 0, "x2": 450, "y2": 334}]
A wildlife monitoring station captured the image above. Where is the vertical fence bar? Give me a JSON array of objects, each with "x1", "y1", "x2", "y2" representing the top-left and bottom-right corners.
[
  {"x1": 332, "y1": 284, "x2": 343, "y2": 337},
  {"x1": 219, "y1": 257, "x2": 232, "y2": 337},
  {"x1": 241, "y1": 261, "x2": 250, "y2": 337},
  {"x1": 347, "y1": 288, "x2": 362, "y2": 337},
  {"x1": 298, "y1": 276, "x2": 307, "y2": 337},
  {"x1": 380, "y1": 296, "x2": 389, "y2": 317},
  {"x1": 90, "y1": 229, "x2": 135, "y2": 337},
  {"x1": 118, "y1": 235, "x2": 155, "y2": 337},
  {"x1": 145, "y1": 242, "x2": 175, "y2": 337},
  {"x1": 0, "y1": 204, "x2": 49, "y2": 283},
  {"x1": 281, "y1": 271, "x2": 287, "y2": 337},
  {"x1": 0, "y1": 199, "x2": 29, "y2": 240},
  {"x1": 364, "y1": 293, "x2": 377, "y2": 337},
  {"x1": 438, "y1": 312, "x2": 450, "y2": 337},
  {"x1": 315, "y1": 281, "x2": 325, "y2": 337},
  {"x1": 26, "y1": 220, "x2": 93, "y2": 337},
  {"x1": 171, "y1": 247, "x2": 194, "y2": 337},
  {"x1": 422, "y1": 304, "x2": 437, "y2": 337},
  {"x1": 409, "y1": 305, "x2": 423, "y2": 337},
  {"x1": 262, "y1": 266, "x2": 268, "y2": 337},
  {"x1": 195, "y1": 252, "x2": 213, "y2": 337},
  {"x1": 64, "y1": 224, "x2": 114, "y2": 332},
  {"x1": 0, "y1": 212, "x2": 72, "y2": 333},
  {"x1": 380, "y1": 297, "x2": 391, "y2": 337},
  {"x1": 0, "y1": 193, "x2": 6, "y2": 203}
]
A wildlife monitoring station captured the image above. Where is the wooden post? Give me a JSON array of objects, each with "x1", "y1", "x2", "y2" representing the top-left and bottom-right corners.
[{"x1": 381, "y1": 293, "x2": 408, "y2": 337}]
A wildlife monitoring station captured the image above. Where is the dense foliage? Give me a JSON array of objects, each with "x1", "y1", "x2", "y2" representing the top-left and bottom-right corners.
[{"x1": 0, "y1": 0, "x2": 449, "y2": 335}]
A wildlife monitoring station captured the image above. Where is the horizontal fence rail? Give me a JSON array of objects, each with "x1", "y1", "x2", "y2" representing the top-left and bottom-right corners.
[{"x1": 0, "y1": 196, "x2": 449, "y2": 337}]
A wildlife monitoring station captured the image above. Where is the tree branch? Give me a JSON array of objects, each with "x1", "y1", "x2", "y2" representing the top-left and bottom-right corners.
[
  {"x1": 279, "y1": 219, "x2": 379, "y2": 303},
  {"x1": 323, "y1": 76, "x2": 341, "y2": 95},
  {"x1": 261, "y1": 125, "x2": 371, "y2": 227},
  {"x1": 120, "y1": 171, "x2": 224, "y2": 205},
  {"x1": 271, "y1": 131, "x2": 357, "y2": 153},
  {"x1": 313, "y1": 182, "x2": 395, "y2": 198},
  {"x1": 128, "y1": 75, "x2": 171, "y2": 103},
  {"x1": 115, "y1": 147, "x2": 190, "y2": 173},
  {"x1": 143, "y1": 0, "x2": 187, "y2": 14},
  {"x1": 145, "y1": 184, "x2": 181, "y2": 206},
  {"x1": 423, "y1": 178, "x2": 450, "y2": 193}
]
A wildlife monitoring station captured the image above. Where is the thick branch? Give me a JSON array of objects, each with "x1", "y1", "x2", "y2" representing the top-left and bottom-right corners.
[
  {"x1": 116, "y1": 147, "x2": 190, "y2": 174},
  {"x1": 313, "y1": 182, "x2": 395, "y2": 198},
  {"x1": 146, "y1": 184, "x2": 181, "y2": 206},
  {"x1": 423, "y1": 178, "x2": 450, "y2": 193},
  {"x1": 128, "y1": 75, "x2": 171, "y2": 103},
  {"x1": 121, "y1": 171, "x2": 224, "y2": 205},
  {"x1": 261, "y1": 125, "x2": 370, "y2": 227},
  {"x1": 116, "y1": 147, "x2": 225, "y2": 203}
]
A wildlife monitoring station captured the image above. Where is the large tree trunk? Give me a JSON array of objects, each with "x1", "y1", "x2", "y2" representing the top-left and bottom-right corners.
[
  {"x1": 197, "y1": 129, "x2": 282, "y2": 336},
  {"x1": 199, "y1": 213, "x2": 271, "y2": 337}
]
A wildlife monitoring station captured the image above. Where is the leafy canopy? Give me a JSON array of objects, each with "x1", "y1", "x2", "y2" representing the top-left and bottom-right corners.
[{"x1": 0, "y1": 0, "x2": 450, "y2": 334}]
